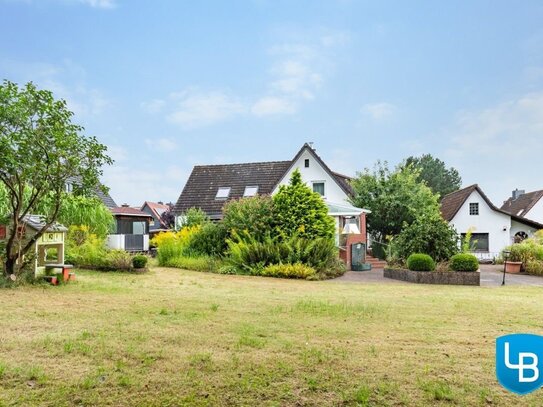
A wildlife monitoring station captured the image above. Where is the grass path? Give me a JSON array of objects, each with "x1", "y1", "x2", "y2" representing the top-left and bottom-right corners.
[{"x1": 1, "y1": 267, "x2": 542, "y2": 406}]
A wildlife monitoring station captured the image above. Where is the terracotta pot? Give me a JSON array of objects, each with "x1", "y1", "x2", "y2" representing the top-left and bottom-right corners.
[{"x1": 505, "y1": 261, "x2": 522, "y2": 274}]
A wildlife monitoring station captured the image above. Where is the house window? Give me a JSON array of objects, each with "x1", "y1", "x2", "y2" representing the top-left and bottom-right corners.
[
  {"x1": 312, "y1": 182, "x2": 325, "y2": 196},
  {"x1": 469, "y1": 203, "x2": 479, "y2": 215},
  {"x1": 243, "y1": 186, "x2": 258, "y2": 197},
  {"x1": 66, "y1": 183, "x2": 73, "y2": 193},
  {"x1": 461, "y1": 233, "x2": 489, "y2": 252},
  {"x1": 215, "y1": 187, "x2": 231, "y2": 200},
  {"x1": 304, "y1": 159, "x2": 310, "y2": 168}
]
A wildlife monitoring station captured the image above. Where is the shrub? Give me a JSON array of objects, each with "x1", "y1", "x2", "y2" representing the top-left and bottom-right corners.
[
  {"x1": 65, "y1": 226, "x2": 108, "y2": 268},
  {"x1": 166, "y1": 256, "x2": 219, "y2": 272},
  {"x1": 450, "y1": 253, "x2": 479, "y2": 271},
  {"x1": 105, "y1": 250, "x2": 133, "y2": 271},
  {"x1": 223, "y1": 196, "x2": 276, "y2": 241},
  {"x1": 177, "y1": 208, "x2": 209, "y2": 229},
  {"x1": 226, "y1": 233, "x2": 344, "y2": 279},
  {"x1": 261, "y1": 263, "x2": 316, "y2": 279},
  {"x1": 132, "y1": 255, "x2": 148, "y2": 269},
  {"x1": 393, "y1": 213, "x2": 459, "y2": 262},
  {"x1": 507, "y1": 239, "x2": 543, "y2": 264},
  {"x1": 273, "y1": 169, "x2": 335, "y2": 240},
  {"x1": 406, "y1": 253, "x2": 435, "y2": 271},
  {"x1": 152, "y1": 226, "x2": 201, "y2": 266},
  {"x1": 525, "y1": 260, "x2": 543, "y2": 276},
  {"x1": 187, "y1": 222, "x2": 227, "y2": 257}
]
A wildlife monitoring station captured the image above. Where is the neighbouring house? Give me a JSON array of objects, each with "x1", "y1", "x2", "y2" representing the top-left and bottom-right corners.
[
  {"x1": 66, "y1": 177, "x2": 152, "y2": 251},
  {"x1": 0, "y1": 215, "x2": 68, "y2": 277},
  {"x1": 173, "y1": 143, "x2": 370, "y2": 249},
  {"x1": 440, "y1": 184, "x2": 543, "y2": 260},
  {"x1": 107, "y1": 205, "x2": 153, "y2": 252},
  {"x1": 501, "y1": 189, "x2": 543, "y2": 227},
  {"x1": 141, "y1": 201, "x2": 172, "y2": 236}
]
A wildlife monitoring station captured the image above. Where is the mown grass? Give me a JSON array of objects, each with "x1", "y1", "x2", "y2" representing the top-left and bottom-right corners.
[{"x1": 1, "y1": 267, "x2": 542, "y2": 406}]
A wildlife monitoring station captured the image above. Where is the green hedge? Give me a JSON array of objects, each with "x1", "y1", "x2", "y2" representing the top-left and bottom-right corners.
[
  {"x1": 132, "y1": 255, "x2": 148, "y2": 269},
  {"x1": 450, "y1": 253, "x2": 479, "y2": 272},
  {"x1": 406, "y1": 253, "x2": 435, "y2": 271}
]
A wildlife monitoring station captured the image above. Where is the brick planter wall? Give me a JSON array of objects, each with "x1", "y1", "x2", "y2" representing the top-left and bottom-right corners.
[{"x1": 384, "y1": 268, "x2": 480, "y2": 286}]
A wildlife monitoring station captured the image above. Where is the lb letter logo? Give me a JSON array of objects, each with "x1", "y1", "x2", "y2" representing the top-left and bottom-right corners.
[{"x1": 496, "y1": 334, "x2": 543, "y2": 395}]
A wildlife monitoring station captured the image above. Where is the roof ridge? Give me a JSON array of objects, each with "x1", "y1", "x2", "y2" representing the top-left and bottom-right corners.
[{"x1": 193, "y1": 160, "x2": 292, "y2": 168}]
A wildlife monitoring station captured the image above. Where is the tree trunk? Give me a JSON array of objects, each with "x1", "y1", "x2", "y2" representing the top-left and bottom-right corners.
[{"x1": 4, "y1": 256, "x2": 16, "y2": 278}]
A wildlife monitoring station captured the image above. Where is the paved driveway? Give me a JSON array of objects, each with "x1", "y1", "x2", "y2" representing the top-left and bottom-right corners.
[{"x1": 332, "y1": 264, "x2": 543, "y2": 287}]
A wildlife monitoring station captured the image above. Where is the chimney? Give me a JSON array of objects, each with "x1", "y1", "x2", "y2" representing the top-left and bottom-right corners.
[
  {"x1": 512, "y1": 189, "x2": 525, "y2": 200},
  {"x1": 121, "y1": 203, "x2": 130, "y2": 207},
  {"x1": 308, "y1": 141, "x2": 315, "y2": 150},
  {"x1": 158, "y1": 201, "x2": 163, "y2": 205}
]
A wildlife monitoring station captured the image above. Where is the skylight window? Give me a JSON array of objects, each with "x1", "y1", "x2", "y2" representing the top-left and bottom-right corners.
[
  {"x1": 243, "y1": 186, "x2": 258, "y2": 197},
  {"x1": 215, "y1": 187, "x2": 231, "y2": 200}
]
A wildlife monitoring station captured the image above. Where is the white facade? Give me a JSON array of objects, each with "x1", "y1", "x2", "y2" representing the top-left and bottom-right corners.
[
  {"x1": 106, "y1": 234, "x2": 149, "y2": 251},
  {"x1": 523, "y1": 199, "x2": 543, "y2": 223},
  {"x1": 449, "y1": 189, "x2": 539, "y2": 259},
  {"x1": 272, "y1": 147, "x2": 350, "y2": 205}
]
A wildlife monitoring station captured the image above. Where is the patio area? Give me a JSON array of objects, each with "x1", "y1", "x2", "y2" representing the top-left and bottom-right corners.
[{"x1": 332, "y1": 264, "x2": 543, "y2": 287}]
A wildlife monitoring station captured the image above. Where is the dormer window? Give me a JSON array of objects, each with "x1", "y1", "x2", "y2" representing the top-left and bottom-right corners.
[
  {"x1": 469, "y1": 202, "x2": 479, "y2": 215},
  {"x1": 215, "y1": 187, "x2": 231, "y2": 200},
  {"x1": 305, "y1": 159, "x2": 309, "y2": 168},
  {"x1": 243, "y1": 186, "x2": 258, "y2": 197}
]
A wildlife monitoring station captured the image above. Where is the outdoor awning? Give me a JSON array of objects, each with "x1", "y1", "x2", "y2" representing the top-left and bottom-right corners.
[{"x1": 326, "y1": 202, "x2": 371, "y2": 217}]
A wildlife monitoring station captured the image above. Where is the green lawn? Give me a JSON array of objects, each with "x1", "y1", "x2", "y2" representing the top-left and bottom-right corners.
[{"x1": 1, "y1": 268, "x2": 542, "y2": 406}]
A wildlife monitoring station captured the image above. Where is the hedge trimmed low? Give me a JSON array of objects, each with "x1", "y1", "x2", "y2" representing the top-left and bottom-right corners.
[
  {"x1": 406, "y1": 253, "x2": 435, "y2": 272},
  {"x1": 132, "y1": 255, "x2": 148, "y2": 269},
  {"x1": 450, "y1": 253, "x2": 479, "y2": 272}
]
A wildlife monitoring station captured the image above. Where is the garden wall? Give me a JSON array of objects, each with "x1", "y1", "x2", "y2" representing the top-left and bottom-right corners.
[{"x1": 384, "y1": 268, "x2": 480, "y2": 286}]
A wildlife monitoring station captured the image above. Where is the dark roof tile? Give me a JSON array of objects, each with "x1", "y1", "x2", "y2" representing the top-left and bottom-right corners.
[{"x1": 500, "y1": 190, "x2": 543, "y2": 217}]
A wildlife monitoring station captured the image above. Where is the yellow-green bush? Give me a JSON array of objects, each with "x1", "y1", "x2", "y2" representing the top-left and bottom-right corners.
[{"x1": 261, "y1": 263, "x2": 316, "y2": 279}]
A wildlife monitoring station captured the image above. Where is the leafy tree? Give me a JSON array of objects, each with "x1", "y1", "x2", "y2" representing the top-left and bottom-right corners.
[
  {"x1": 160, "y1": 205, "x2": 175, "y2": 229},
  {"x1": 36, "y1": 194, "x2": 114, "y2": 238},
  {"x1": 392, "y1": 213, "x2": 459, "y2": 262},
  {"x1": 222, "y1": 195, "x2": 275, "y2": 241},
  {"x1": 403, "y1": 154, "x2": 461, "y2": 198},
  {"x1": 0, "y1": 81, "x2": 112, "y2": 278},
  {"x1": 178, "y1": 207, "x2": 209, "y2": 229},
  {"x1": 350, "y1": 162, "x2": 440, "y2": 242},
  {"x1": 273, "y1": 169, "x2": 335, "y2": 240}
]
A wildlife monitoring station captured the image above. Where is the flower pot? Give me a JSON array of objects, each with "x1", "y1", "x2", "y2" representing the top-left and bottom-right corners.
[{"x1": 505, "y1": 261, "x2": 522, "y2": 274}]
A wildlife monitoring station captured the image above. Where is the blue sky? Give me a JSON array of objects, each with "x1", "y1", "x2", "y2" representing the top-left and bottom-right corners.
[{"x1": 2, "y1": 0, "x2": 543, "y2": 206}]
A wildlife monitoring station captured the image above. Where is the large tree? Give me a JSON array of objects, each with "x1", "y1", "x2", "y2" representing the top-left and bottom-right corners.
[
  {"x1": 402, "y1": 154, "x2": 461, "y2": 198},
  {"x1": 273, "y1": 169, "x2": 335, "y2": 240},
  {"x1": 0, "y1": 81, "x2": 112, "y2": 278},
  {"x1": 350, "y1": 161, "x2": 440, "y2": 242}
]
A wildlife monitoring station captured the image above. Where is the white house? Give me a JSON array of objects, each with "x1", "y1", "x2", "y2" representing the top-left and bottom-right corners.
[
  {"x1": 440, "y1": 184, "x2": 543, "y2": 260},
  {"x1": 501, "y1": 189, "x2": 543, "y2": 227},
  {"x1": 173, "y1": 143, "x2": 369, "y2": 244}
]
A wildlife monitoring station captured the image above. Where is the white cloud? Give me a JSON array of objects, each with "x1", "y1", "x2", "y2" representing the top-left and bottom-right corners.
[
  {"x1": 251, "y1": 96, "x2": 296, "y2": 116},
  {"x1": 166, "y1": 90, "x2": 245, "y2": 128},
  {"x1": 0, "y1": 59, "x2": 113, "y2": 121},
  {"x1": 79, "y1": 0, "x2": 116, "y2": 8},
  {"x1": 361, "y1": 102, "x2": 397, "y2": 120},
  {"x1": 445, "y1": 91, "x2": 543, "y2": 202},
  {"x1": 144, "y1": 137, "x2": 178, "y2": 152},
  {"x1": 143, "y1": 29, "x2": 348, "y2": 125},
  {"x1": 3, "y1": 0, "x2": 117, "y2": 8},
  {"x1": 140, "y1": 99, "x2": 165, "y2": 114},
  {"x1": 102, "y1": 164, "x2": 188, "y2": 206}
]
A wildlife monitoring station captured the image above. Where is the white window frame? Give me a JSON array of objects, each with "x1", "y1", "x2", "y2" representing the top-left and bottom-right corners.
[
  {"x1": 215, "y1": 187, "x2": 231, "y2": 200},
  {"x1": 243, "y1": 186, "x2": 259, "y2": 197},
  {"x1": 312, "y1": 181, "x2": 326, "y2": 198}
]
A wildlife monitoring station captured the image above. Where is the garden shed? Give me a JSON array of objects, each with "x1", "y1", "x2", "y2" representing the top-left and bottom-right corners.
[{"x1": 0, "y1": 215, "x2": 68, "y2": 277}]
